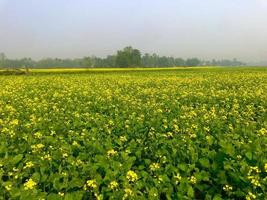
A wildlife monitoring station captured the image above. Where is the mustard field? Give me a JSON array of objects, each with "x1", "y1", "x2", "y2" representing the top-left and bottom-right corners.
[{"x1": 0, "y1": 67, "x2": 266, "y2": 199}]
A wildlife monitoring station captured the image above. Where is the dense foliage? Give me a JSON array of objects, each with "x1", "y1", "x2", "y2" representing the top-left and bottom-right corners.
[
  {"x1": 116, "y1": 47, "x2": 141, "y2": 67},
  {"x1": 0, "y1": 67, "x2": 266, "y2": 199},
  {"x1": 0, "y1": 49, "x2": 245, "y2": 69}
]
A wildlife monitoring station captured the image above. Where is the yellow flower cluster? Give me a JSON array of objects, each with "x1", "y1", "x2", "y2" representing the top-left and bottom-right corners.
[
  {"x1": 123, "y1": 188, "x2": 133, "y2": 199},
  {"x1": 9, "y1": 119, "x2": 19, "y2": 126},
  {"x1": 5, "y1": 184, "x2": 12, "y2": 191},
  {"x1": 34, "y1": 131, "x2": 42, "y2": 139},
  {"x1": 31, "y1": 143, "x2": 45, "y2": 152},
  {"x1": 257, "y1": 128, "x2": 267, "y2": 136},
  {"x1": 189, "y1": 176, "x2": 197, "y2": 184},
  {"x1": 174, "y1": 173, "x2": 182, "y2": 184},
  {"x1": 223, "y1": 184, "x2": 233, "y2": 192},
  {"x1": 58, "y1": 192, "x2": 64, "y2": 196},
  {"x1": 149, "y1": 163, "x2": 160, "y2": 171},
  {"x1": 23, "y1": 161, "x2": 34, "y2": 169},
  {"x1": 245, "y1": 192, "x2": 256, "y2": 200},
  {"x1": 107, "y1": 149, "x2": 118, "y2": 158},
  {"x1": 119, "y1": 136, "x2": 127, "y2": 142},
  {"x1": 84, "y1": 179, "x2": 97, "y2": 190},
  {"x1": 24, "y1": 178, "x2": 37, "y2": 190},
  {"x1": 108, "y1": 181, "x2": 119, "y2": 190},
  {"x1": 126, "y1": 170, "x2": 138, "y2": 182},
  {"x1": 247, "y1": 166, "x2": 261, "y2": 187},
  {"x1": 41, "y1": 154, "x2": 52, "y2": 161}
]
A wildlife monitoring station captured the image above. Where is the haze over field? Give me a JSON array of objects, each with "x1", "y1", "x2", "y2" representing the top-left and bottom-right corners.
[{"x1": 1, "y1": 0, "x2": 267, "y2": 64}]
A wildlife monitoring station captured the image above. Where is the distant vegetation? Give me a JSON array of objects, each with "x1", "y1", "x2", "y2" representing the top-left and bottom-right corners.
[{"x1": 0, "y1": 47, "x2": 245, "y2": 69}]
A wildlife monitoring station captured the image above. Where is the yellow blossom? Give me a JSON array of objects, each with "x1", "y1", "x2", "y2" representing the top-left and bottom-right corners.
[
  {"x1": 62, "y1": 153, "x2": 68, "y2": 158},
  {"x1": 223, "y1": 184, "x2": 233, "y2": 192},
  {"x1": 107, "y1": 149, "x2": 118, "y2": 158},
  {"x1": 34, "y1": 132, "x2": 42, "y2": 139},
  {"x1": 5, "y1": 184, "x2": 12, "y2": 191},
  {"x1": 123, "y1": 188, "x2": 133, "y2": 199},
  {"x1": 126, "y1": 170, "x2": 138, "y2": 182},
  {"x1": 189, "y1": 176, "x2": 197, "y2": 184},
  {"x1": 257, "y1": 128, "x2": 267, "y2": 136},
  {"x1": 10, "y1": 119, "x2": 19, "y2": 126},
  {"x1": 23, "y1": 161, "x2": 34, "y2": 169},
  {"x1": 119, "y1": 136, "x2": 127, "y2": 142},
  {"x1": 174, "y1": 173, "x2": 182, "y2": 184},
  {"x1": 246, "y1": 192, "x2": 256, "y2": 200},
  {"x1": 41, "y1": 154, "x2": 52, "y2": 161},
  {"x1": 58, "y1": 192, "x2": 64, "y2": 196},
  {"x1": 108, "y1": 181, "x2": 119, "y2": 190},
  {"x1": 84, "y1": 179, "x2": 97, "y2": 190},
  {"x1": 149, "y1": 163, "x2": 160, "y2": 171},
  {"x1": 24, "y1": 178, "x2": 37, "y2": 190},
  {"x1": 31, "y1": 144, "x2": 45, "y2": 152}
]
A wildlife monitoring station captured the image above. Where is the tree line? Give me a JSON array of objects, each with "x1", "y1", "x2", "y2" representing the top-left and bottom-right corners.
[{"x1": 0, "y1": 47, "x2": 245, "y2": 68}]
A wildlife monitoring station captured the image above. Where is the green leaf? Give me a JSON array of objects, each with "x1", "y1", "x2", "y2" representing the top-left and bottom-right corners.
[
  {"x1": 64, "y1": 191, "x2": 84, "y2": 200},
  {"x1": 178, "y1": 163, "x2": 187, "y2": 172},
  {"x1": 68, "y1": 178, "x2": 84, "y2": 189},
  {"x1": 187, "y1": 186, "x2": 194, "y2": 198},
  {"x1": 199, "y1": 158, "x2": 210, "y2": 168},
  {"x1": 47, "y1": 193, "x2": 60, "y2": 200},
  {"x1": 10, "y1": 154, "x2": 23, "y2": 165},
  {"x1": 245, "y1": 152, "x2": 252, "y2": 160},
  {"x1": 213, "y1": 194, "x2": 222, "y2": 200},
  {"x1": 32, "y1": 172, "x2": 41, "y2": 182}
]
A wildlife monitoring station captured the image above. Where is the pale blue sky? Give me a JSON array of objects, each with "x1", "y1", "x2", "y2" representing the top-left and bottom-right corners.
[{"x1": 0, "y1": 0, "x2": 267, "y2": 62}]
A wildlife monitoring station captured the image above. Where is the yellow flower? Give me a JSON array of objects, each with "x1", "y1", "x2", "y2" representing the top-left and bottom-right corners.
[
  {"x1": 10, "y1": 119, "x2": 19, "y2": 126},
  {"x1": 84, "y1": 179, "x2": 97, "y2": 190},
  {"x1": 41, "y1": 154, "x2": 52, "y2": 161},
  {"x1": 58, "y1": 192, "x2": 64, "y2": 196},
  {"x1": 149, "y1": 163, "x2": 160, "y2": 171},
  {"x1": 31, "y1": 144, "x2": 45, "y2": 152},
  {"x1": 264, "y1": 163, "x2": 267, "y2": 172},
  {"x1": 223, "y1": 184, "x2": 233, "y2": 192},
  {"x1": 62, "y1": 153, "x2": 68, "y2": 158},
  {"x1": 174, "y1": 173, "x2": 182, "y2": 184},
  {"x1": 126, "y1": 170, "x2": 138, "y2": 182},
  {"x1": 119, "y1": 136, "x2": 127, "y2": 142},
  {"x1": 34, "y1": 132, "x2": 42, "y2": 139},
  {"x1": 165, "y1": 132, "x2": 173, "y2": 138},
  {"x1": 189, "y1": 176, "x2": 197, "y2": 184},
  {"x1": 108, "y1": 181, "x2": 119, "y2": 190},
  {"x1": 23, "y1": 161, "x2": 34, "y2": 169},
  {"x1": 257, "y1": 128, "x2": 267, "y2": 136},
  {"x1": 246, "y1": 192, "x2": 256, "y2": 200},
  {"x1": 123, "y1": 188, "x2": 133, "y2": 199},
  {"x1": 250, "y1": 178, "x2": 261, "y2": 187},
  {"x1": 72, "y1": 141, "x2": 79, "y2": 146},
  {"x1": 107, "y1": 149, "x2": 118, "y2": 158},
  {"x1": 36, "y1": 144, "x2": 45, "y2": 149},
  {"x1": 5, "y1": 184, "x2": 12, "y2": 191},
  {"x1": 24, "y1": 178, "x2": 37, "y2": 190}
]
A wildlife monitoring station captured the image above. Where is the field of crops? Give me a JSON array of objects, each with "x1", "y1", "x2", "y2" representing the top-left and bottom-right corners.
[{"x1": 0, "y1": 67, "x2": 266, "y2": 199}]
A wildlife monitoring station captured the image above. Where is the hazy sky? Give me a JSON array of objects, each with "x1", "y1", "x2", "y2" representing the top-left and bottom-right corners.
[{"x1": 1, "y1": 0, "x2": 267, "y2": 62}]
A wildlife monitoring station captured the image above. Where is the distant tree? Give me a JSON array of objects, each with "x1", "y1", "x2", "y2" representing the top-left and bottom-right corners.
[
  {"x1": 82, "y1": 57, "x2": 92, "y2": 67},
  {"x1": 116, "y1": 46, "x2": 141, "y2": 67},
  {"x1": 0, "y1": 53, "x2": 6, "y2": 68},
  {"x1": 0, "y1": 50, "x2": 246, "y2": 69},
  {"x1": 175, "y1": 58, "x2": 185, "y2": 66},
  {"x1": 105, "y1": 55, "x2": 116, "y2": 67},
  {"x1": 186, "y1": 58, "x2": 201, "y2": 66},
  {"x1": 0, "y1": 53, "x2": 6, "y2": 61}
]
